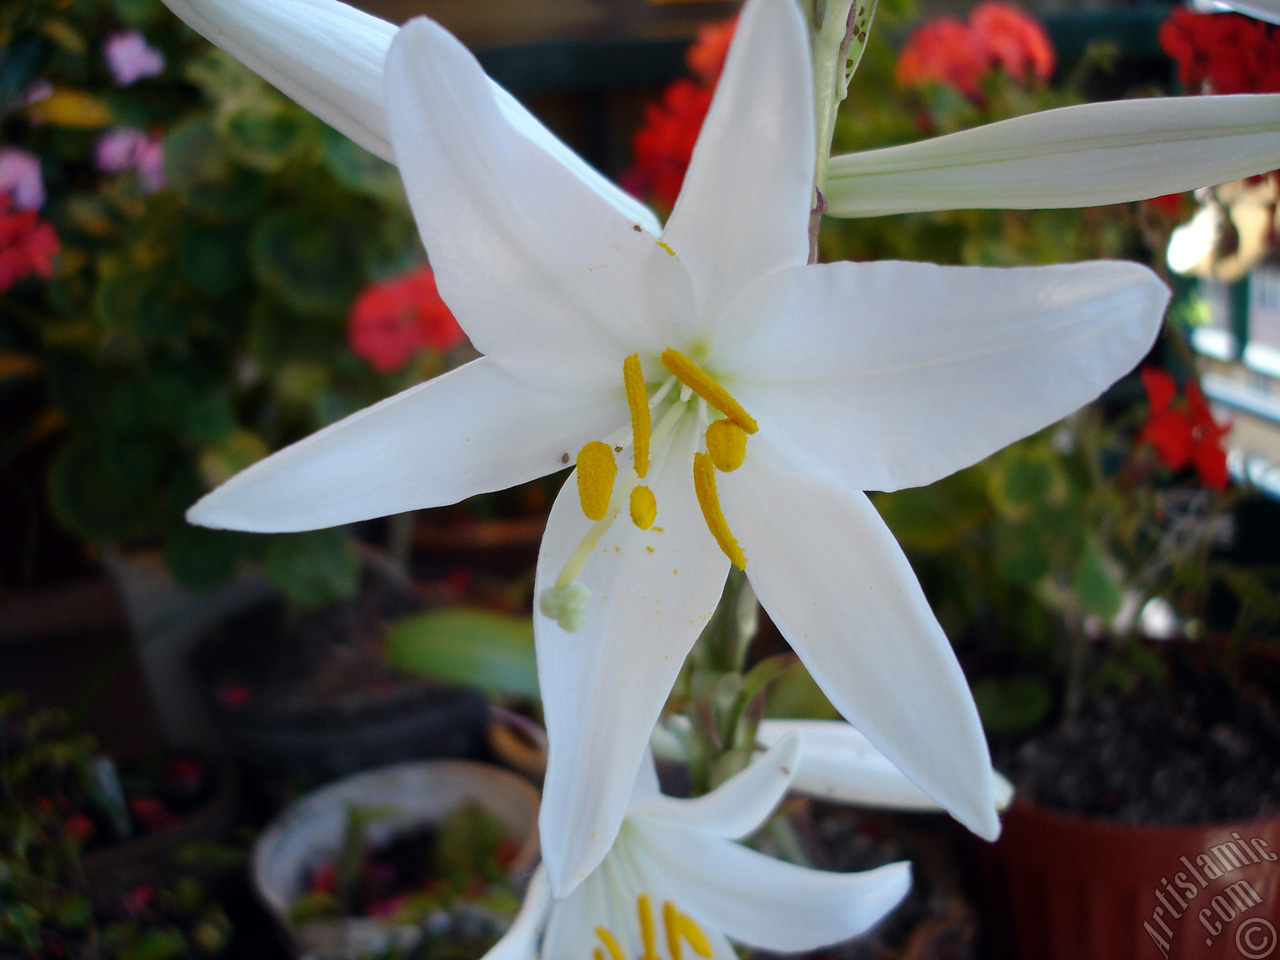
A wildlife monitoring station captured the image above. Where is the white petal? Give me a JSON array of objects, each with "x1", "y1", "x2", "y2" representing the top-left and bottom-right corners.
[
  {"x1": 826, "y1": 95, "x2": 1280, "y2": 216},
  {"x1": 1216, "y1": 0, "x2": 1280, "y2": 23},
  {"x1": 641, "y1": 821, "x2": 911, "y2": 952},
  {"x1": 479, "y1": 867, "x2": 550, "y2": 960},
  {"x1": 160, "y1": 0, "x2": 661, "y2": 233},
  {"x1": 659, "y1": 0, "x2": 814, "y2": 320},
  {"x1": 718, "y1": 455, "x2": 1000, "y2": 840},
  {"x1": 187, "y1": 358, "x2": 620, "y2": 532},
  {"x1": 631, "y1": 734, "x2": 800, "y2": 839},
  {"x1": 757, "y1": 719, "x2": 1015, "y2": 812},
  {"x1": 385, "y1": 20, "x2": 686, "y2": 395},
  {"x1": 534, "y1": 417, "x2": 730, "y2": 897},
  {"x1": 162, "y1": 0, "x2": 397, "y2": 161},
  {"x1": 723, "y1": 259, "x2": 1167, "y2": 492}
]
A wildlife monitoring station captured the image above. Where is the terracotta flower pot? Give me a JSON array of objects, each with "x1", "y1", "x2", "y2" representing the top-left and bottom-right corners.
[{"x1": 977, "y1": 799, "x2": 1280, "y2": 960}]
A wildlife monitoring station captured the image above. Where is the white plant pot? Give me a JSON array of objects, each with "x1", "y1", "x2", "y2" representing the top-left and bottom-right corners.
[{"x1": 252, "y1": 760, "x2": 540, "y2": 959}]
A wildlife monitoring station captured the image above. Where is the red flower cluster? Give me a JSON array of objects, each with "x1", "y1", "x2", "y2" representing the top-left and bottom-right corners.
[
  {"x1": 1159, "y1": 9, "x2": 1280, "y2": 95},
  {"x1": 1138, "y1": 367, "x2": 1230, "y2": 491},
  {"x1": 348, "y1": 265, "x2": 465, "y2": 374},
  {"x1": 0, "y1": 196, "x2": 58, "y2": 293},
  {"x1": 623, "y1": 15, "x2": 738, "y2": 210},
  {"x1": 896, "y1": 1, "x2": 1055, "y2": 100}
]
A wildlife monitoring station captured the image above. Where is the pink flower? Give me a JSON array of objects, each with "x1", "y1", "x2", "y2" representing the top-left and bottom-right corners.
[
  {"x1": 104, "y1": 31, "x2": 165, "y2": 86},
  {"x1": 0, "y1": 148, "x2": 45, "y2": 210},
  {"x1": 96, "y1": 128, "x2": 166, "y2": 193},
  {"x1": 348, "y1": 265, "x2": 465, "y2": 373}
]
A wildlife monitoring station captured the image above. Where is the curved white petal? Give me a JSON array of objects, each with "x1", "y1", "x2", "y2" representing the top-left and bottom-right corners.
[
  {"x1": 1217, "y1": 0, "x2": 1280, "y2": 23},
  {"x1": 479, "y1": 867, "x2": 550, "y2": 960},
  {"x1": 534, "y1": 417, "x2": 730, "y2": 897},
  {"x1": 385, "y1": 20, "x2": 686, "y2": 395},
  {"x1": 641, "y1": 822, "x2": 911, "y2": 952},
  {"x1": 723, "y1": 259, "x2": 1167, "y2": 493},
  {"x1": 660, "y1": 0, "x2": 814, "y2": 321},
  {"x1": 718, "y1": 454, "x2": 1000, "y2": 841},
  {"x1": 160, "y1": 0, "x2": 661, "y2": 233},
  {"x1": 187, "y1": 358, "x2": 620, "y2": 532},
  {"x1": 631, "y1": 734, "x2": 800, "y2": 839},
  {"x1": 826, "y1": 94, "x2": 1280, "y2": 217},
  {"x1": 758, "y1": 719, "x2": 1015, "y2": 812},
  {"x1": 161, "y1": 0, "x2": 398, "y2": 161}
]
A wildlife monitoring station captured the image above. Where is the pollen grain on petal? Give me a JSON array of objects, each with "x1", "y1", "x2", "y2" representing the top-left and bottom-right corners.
[
  {"x1": 660, "y1": 348, "x2": 757, "y2": 434},
  {"x1": 693, "y1": 451, "x2": 746, "y2": 569},
  {"x1": 577, "y1": 441, "x2": 617, "y2": 522},
  {"x1": 624, "y1": 353, "x2": 652, "y2": 479},
  {"x1": 705, "y1": 418, "x2": 747, "y2": 471}
]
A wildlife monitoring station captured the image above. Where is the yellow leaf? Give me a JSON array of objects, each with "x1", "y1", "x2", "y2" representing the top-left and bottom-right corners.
[
  {"x1": 26, "y1": 88, "x2": 114, "y2": 128},
  {"x1": 0, "y1": 354, "x2": 40, "y2": 381}
]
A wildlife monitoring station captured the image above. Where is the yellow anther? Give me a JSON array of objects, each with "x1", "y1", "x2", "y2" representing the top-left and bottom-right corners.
[
  {"x1": 660, "y1": 349, "x2": 757, "y2": 434},
  {"x1": 576, "y1": 441, "x2": 617, "y2": 522},
  {"x1": 595, "y1": 927, "x2": 626, "y2": 960},
  {"x1": 624, "y1": 353, "x2": 651, "y2": 479},
  {"x1": 630, "y1": 485, "x2": 657, "y2": 530},
  {"x1": 705, "y1": 418, "x2": 747, "y2": 472},
  {"x1": 693, "y1": 452, "x2": 746, "y2": 569},
  {"x1": 679, "y1": 914, "x2": 713, "y2": 958},
  {"x1": 663, "y1": 901, "x2": 683, "y2": 960},
  {"x1": 594, "y1": 950, "x2": 605, "y2": 960},
  {"x1": 638, "y1": 895, "x2": 659, "y2": 960}
]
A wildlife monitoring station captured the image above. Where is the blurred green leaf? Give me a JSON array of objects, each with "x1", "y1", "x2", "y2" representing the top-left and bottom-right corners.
[
  {"x1": 1073, "y1": 538, "x2": 1124, "y2": 620},
  {"x1": 48, "y1": 435, "x2": 155, "y2": 541},
  {"x1": 179, "y1": 226, "x2": 248, "y2": 297},
  {"x1": 386, "y1": 608, "x2": 538, "y2": 700},
  {"x1": 763, "y1": 659, "x2": 838, "y2": 720},
  {"x1": 222, "y1": 104, "x2": 307, "y2": 171},
  {"x1": 322, "y1": 128, "x2": 405, "y2": 204},
  {"x1": 263, "y1": 529, "x2": 359, "y2": 607},
  {"x1": 250, "y1": 208, "x2": 364, "y2": 317},
  {"x1": 164, "y1": 524, "x2": 245, "y2": 591},
  {"x1": 198, "y1": 429, "x2": 268, "y2": 489},
  {"x1": 433, "y1": 801, "x2": 507, "y2": 886},
  {"x1": 973, "y1": 675, "x2": 1053, "y2": 735},
  {"x1": 117, "y1": 927, "x2": 187, "y2": 960}
]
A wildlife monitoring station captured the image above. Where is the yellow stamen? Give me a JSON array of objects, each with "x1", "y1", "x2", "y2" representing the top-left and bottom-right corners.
[
  {"x1": 594, "y1": 950, "x2": 605, "y2": 960},
  {"x1": 638, "y1": 895, "x2": 659, "y2": 960},
  {"x1": 679, "y1": 915, "x2": 713, "y2": 958},
  {"x1": 630, "y1": 485, "x2": 657, "y2": 530},
  {"x1": 596, "y1": 927, "x2": 626, "y2": 960},
  {"x1": 577, "y1": 441, "x2": 617, "y2": 522},
  {"x1": 693, "y1": 452, "x2": 745, "y2": 569},
  {"x1": 663, "y1": 901, "x2": 682, "y2": 960},
  {"x1": 704, "y1": 418, "x2": 747, "y2": 472},
  {"x1": 660, "y1": 349, "x2": 757, "y2": 434},
  {"x1": 624, "y1": 354, "x2": 651, "y2": 479}
]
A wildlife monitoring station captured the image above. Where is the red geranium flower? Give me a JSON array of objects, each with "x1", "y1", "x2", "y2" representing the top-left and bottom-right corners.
[
  {"x1": 1159, "y1": 9, "x2": 1280, "y2": 96},
  {"x1": 1138, "y1": 367, "x2": 1231, "y2": 491},
  {"x1": 0, "y1": 196, "x2": 58, "y2": 293},
  {"x1": 623, "y1": 14, "x2": 736, "y2": 210},
  {"x1": 897, "y1": 2, "x2": 1054, "y2": 100},
  {"x1": 348, "y1": 265, "x2": 465, "y2": 374}
]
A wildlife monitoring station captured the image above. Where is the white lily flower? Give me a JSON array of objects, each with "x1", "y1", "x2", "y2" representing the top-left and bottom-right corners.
[
  {"x1": 185, "y1": 0, "x2": 1168, "y2": 895},
  {"x1": 651, "y1": 718, "x2": 1014, "y2": 812},
  {"x1": 825, "y1": 94, "x2": 1280, "y2": 217},
  {"x1": 483, "y1": 737, "x2": 913, "y2": 960},
  {"x1": 1212, "y1": 0, "x2": 1280, "y2": 23},
  {"x1": 158, "y1": 0, "x2": 661, "y2": 232}
]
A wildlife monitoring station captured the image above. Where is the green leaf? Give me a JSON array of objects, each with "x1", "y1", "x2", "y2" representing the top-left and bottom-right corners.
[
  {"x1": 322, "y1": 127, "x2": 405, "y2": 204},
  {"x1": 1073, "y1": 538, "x2": 1124, "y2": 620},
  {"x1": 263, "y1": 529, "x2": 360, "y2": 608},
  {"x1": 250, "y1": 208, "x2": 364, "y2": 317},
  {"x1": 179, "y1": 226, "x2": 248, "y2": 297},
  {"x1": 48, "y1": 435, "x2": 155, "y2": 541},
  {"x1": 763, "y1": 660, "x2": 838, "y2": 720},
  {"x1": 973, "y1": 675, "x2": 1053, "y2": 735},
  {"x1": 222, "y1": 104, "x2": 308, "y2": 171},
  {"x1": 164, "y1": 524, "x2": 246, "y2": 591},
  {"x1": 433, "y1": 801, "x2": 506, "y2": 886},
  {"x1": 117, "y1": 928, "x2": 188, "y2": 960},
  {"x1": 386, "y1": 608, "x2": 538, "y2": 700}
]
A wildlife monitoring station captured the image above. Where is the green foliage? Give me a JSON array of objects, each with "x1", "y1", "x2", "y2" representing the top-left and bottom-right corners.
[
  {"x1": 2, "y1": 0, "x2": 425, "y2": 601},
  {"x1": 386, "y1": 609, "x2": 540, "y2": 701}
]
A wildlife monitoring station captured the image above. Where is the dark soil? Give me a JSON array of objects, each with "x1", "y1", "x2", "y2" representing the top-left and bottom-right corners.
[{"x1": 995, "y1": 646, "x2": 1280, "y2": 824}]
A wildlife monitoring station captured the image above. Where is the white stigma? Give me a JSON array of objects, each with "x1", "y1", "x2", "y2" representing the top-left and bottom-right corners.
[{"x1": 540, "y1": 580, "x2": 591, "y2": 632}]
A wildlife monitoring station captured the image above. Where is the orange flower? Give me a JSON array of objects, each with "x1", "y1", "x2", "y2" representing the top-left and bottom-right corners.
[{"x1": 686, "y1": 14, "x2": 739, "y2": 85}]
